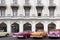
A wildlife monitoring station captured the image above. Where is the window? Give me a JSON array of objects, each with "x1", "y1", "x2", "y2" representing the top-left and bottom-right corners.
[
  {"x1": 38, "y1": 13, "x2": 41, "y2": 16},
  {"x1": 48, "y1": 23, "x2": 56, "y2": 32},
  {"x1": 11, "y1": 23, "x2": 19, "y2": 33},
  {"x1": 12, "y1": 9, "x2": 17, "y2": 16},
  {"x1": 23, "y1": 23, "x2": 31, "y2": 31},
  {"x1": 25, "y1": 8, "x2": 30, "y2": 17},
  {"x1": 37, "y1": 0, "x2": 41, "y2": 4},
  {"x1": 36, "y1": 23, "x2": 44, "y2": 31},
  {"x1": 49, "y1": 8, "x2": 54, "y2": 17},
  {"x1": 0, "y1": 22, "x2": 7, "y2": 32},
  {"x1": 25, "y1": 0, "x2": 29, "y2": 4},
  {"x1": 0, "y1": 0, "x2": 5, "y2": 4},
  {"x1": 37, "y1": 9, "x2": 42, "y2": 16},
  {"x1": 0, "y1": 8, "x2": 5, "y2": 16},
  {"x1": 13, "y1": 0, "x2": 17, "y2": 4}
]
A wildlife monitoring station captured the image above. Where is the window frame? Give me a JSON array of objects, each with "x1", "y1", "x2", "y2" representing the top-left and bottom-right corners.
[{"x1": 12, "y1": 8, "x2": 18, "y2": 16}]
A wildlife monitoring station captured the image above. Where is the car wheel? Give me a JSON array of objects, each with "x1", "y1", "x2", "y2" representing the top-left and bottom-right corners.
[
  {"x1": 27, "y1": 36, "x2": 30, "y2": 38},
  {"x1": 17, "y1": 37, "x2": 25, "y2": 39},
  {"x1": 5, "y1": 34, "x2": 9, "y2": 37},
  {"x1": 23, "y1": 36, "x2": 28, "y2": 39},
  {"x1": 17, "y1": 37, "x2": 20, "y2": 39}
]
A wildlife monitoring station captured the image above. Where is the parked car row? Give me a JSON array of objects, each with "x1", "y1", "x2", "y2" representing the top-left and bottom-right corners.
[
  {"x1": 12, "y1": 30, "x2": 47, "y2": 38},
  {"x1": 12, "y1": 29, "x2": 60, "y2": 39},
  {"x1": 0, "y1": 29, "x2": 60, "y2": 39}
]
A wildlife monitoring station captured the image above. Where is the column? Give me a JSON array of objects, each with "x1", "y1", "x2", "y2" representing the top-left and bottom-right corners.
[
  {"x1": 7, "y1": 21, "x2": 11, "y2": 33},
  {"x1": 19, "y1": 21, "x2": 23, "y2": 32},
  {"x1": 32, "y1": 21, "x2": 35, "y2": 32},
  {"x1": 56, "y1": 22, "x2": 59, "y2": 29},
  {"x1": 44, "y1": 21, "x2": 48, "y2": 32}
]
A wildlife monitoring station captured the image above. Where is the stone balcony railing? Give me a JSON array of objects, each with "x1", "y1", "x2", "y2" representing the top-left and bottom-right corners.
[
  {"x1": 0, "y1": 3, "x2": 6, "y2": 9},
  {"x1": 0, "y1": 16, "x2": 60, "y2": 20}
]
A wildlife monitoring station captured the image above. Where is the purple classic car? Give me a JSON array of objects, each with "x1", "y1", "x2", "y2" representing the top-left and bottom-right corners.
[
  {"x1": 48, "y1": 30, "x2": 60, "y2": 37},
  {"x1": 13, "y1": 31, "x2": 31, "y2": 38}
]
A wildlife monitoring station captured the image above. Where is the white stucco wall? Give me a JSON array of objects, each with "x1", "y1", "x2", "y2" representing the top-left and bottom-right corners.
[
  {"x1": 3, "y1": 0, "x2": 60, "y2": 17},
  {"x1": 0, "y1": 0, "x2": 60, "y2": 33}
]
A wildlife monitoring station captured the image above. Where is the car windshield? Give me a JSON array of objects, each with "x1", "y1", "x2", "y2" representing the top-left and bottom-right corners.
[
  {"x1": 37, "y1": 30, "x2": 44, "y2": 32},
  {"x1": 48, "y1": 30, "x2": 58, "y2": 33}
]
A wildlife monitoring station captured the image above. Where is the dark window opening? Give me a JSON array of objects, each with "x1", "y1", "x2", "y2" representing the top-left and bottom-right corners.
[
  {"x1": 11, "y1": 23, "x2": 19, "y2": 33},
  {"x1": 48, "y1": 23, "x2": 56, "y2": 32},
  {"x1": 0, "y1": 22, "x2": 7, "y2": 32},
  {"x1": 23, "y1": 23, "x2": 31, "y2": 31},
  {"x1": 36, "y1": 23, "x2": 44, "y2": 31},
  {"x1": 38, "y1": 13, "x2": 41, "y2": 16}
]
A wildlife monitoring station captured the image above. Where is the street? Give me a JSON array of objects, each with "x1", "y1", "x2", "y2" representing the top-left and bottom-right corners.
[{"x1": 0, "y1": 37, "x2": 60, "y2": 40}]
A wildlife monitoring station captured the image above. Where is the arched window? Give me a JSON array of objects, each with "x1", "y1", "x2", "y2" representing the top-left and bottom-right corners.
[
  {"x1": 0, "y1": 22, "x2": 7, "y2": 32},
  {"x1": 48, "y1": 23, "x2": 56, "y2": 32},
  {"x1": 23, "y1": 23, "x2": 31, "y2": 31},
  {"x1": 11, "y1": 23, "x2": 19, "y2": 33},
  {"x1": 36, "y1": 23, "x2": 44, "y2": 31}
]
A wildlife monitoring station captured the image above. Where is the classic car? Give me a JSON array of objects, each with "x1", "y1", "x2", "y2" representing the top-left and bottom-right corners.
[
  {"x1": 30, "y1": 30, "x2": 47, "y2": 38},
  {"x1": 48, "y1": 30, "x2": 60, "y2": 38},
  {"x1": 55, "y1": 29, "x2": 60, "y2": 32},
  {"x1": 0, "y1": 30, "x2": 9, "y2": 37},
  {"x1": 13, "y1": 31, "x2": 31, "y2": 38}
]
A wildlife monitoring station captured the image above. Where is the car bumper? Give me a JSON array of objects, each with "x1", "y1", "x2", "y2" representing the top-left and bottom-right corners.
[
  {"x1": 13, "y1": 35, "x2": 17, "y2": 37},
  {"x1": 0, "y1": 35, "x2": 6, "y2": 37},
  {"x1": 30, "y1": 36, "x2": 43, "y2": 38},
  {"x1": 13, "y1": 35, "x2": 23, "y2": 37},
  {"x1": 48, "y1": 35, "x2": 60, "y2": 37},
  {"x1": 0, "y1": 35, "x2": 5, "y2": 37}
]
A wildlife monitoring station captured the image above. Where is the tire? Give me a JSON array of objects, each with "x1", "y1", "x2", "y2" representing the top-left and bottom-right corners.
[
  {"x1": 17, "y1": 37, "x2": 25, "y2": 39},
  {"x1": 17, "y1": 37, "x2": 20, "y2": 39},
  {"x1": 5, "y1": 34, "x2": 9, "y2": 37},
  {"x1": 27, "y1": 35, "x2": 30, "y2": 38}
]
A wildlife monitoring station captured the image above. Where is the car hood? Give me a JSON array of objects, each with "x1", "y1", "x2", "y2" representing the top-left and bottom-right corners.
[
  {"x1": 48, "y1": 31, "x2": 59, "y2": 35},
  {"x1": 13, "y1": 32, "x2": 30, "y2": 35},
  {"x1": 0, "y1": 32, "x2": 9, "y2": 34},
  {"x1": 31, "y1": 32, "x2": 46, "y2": 34}
]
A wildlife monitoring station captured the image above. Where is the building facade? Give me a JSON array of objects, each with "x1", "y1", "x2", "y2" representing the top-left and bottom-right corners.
[{"x1": 0, "y1": 0, "x2": 60, "y2": 33}]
